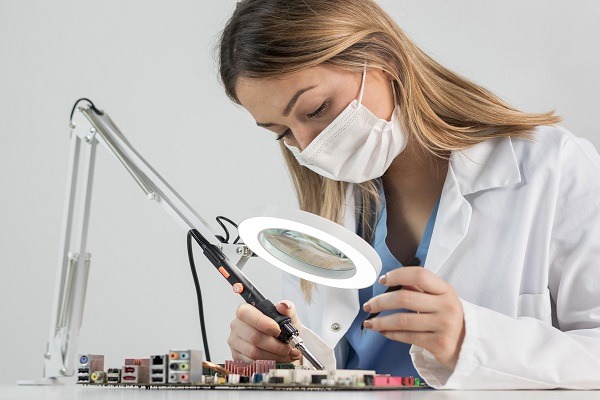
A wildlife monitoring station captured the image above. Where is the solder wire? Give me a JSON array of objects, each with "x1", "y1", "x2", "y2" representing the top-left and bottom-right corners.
[{"x1": 203, "y1": 361, "x2": 231, "y2": 376}]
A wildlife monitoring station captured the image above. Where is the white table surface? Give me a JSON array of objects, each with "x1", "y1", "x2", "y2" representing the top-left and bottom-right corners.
[{"x1": 1, "y1": 385, "x2": 598, "y2": 400}]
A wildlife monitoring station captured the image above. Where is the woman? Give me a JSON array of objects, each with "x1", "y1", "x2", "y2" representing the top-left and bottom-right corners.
[{"x1": 217, "y1": 0, "x2": 600, "y2": 389}]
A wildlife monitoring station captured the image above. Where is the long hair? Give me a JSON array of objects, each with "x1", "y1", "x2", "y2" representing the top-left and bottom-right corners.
[{"x1": 218, "y1": 0, "x2": 560, "y2": 301}]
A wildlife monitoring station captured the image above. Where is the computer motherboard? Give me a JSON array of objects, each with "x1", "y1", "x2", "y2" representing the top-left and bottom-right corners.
[{"x1": 76, "y1": 349, "x2": 428, "y2": 391}]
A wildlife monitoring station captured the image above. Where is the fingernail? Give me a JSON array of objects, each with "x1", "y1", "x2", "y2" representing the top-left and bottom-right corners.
[
  {"x1": 291, "y1": 355, "x2": 302, "y2": 361},
  {"x1": 362, "y1": 320, "x2": 373, "y2": 330},
  {"x1": 362, "y1": 302, "x2": 371, "y2": 313},
  {"x1": 279, "y1": 300, "x2": 293, "y2": 309},
  {"x1": 378, "y1": 274, "x2": 387, "y2": 285}
]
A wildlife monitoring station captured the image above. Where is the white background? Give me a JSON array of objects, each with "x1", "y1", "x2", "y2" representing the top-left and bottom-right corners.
[{"x1": 0, "y1": 0, "x2": 598, "y2": 385}]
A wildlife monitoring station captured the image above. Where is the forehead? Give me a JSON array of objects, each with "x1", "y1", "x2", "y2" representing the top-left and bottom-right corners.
[{"x1": 235, "y1": 65, "x2": 353, "y2": 118}]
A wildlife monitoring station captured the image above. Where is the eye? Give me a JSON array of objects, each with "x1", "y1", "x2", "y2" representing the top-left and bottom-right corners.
[
  {"x1": 275, "y1": 128, "x2": 292, "y2": 141},
  {"x1": 307, "y1": 100, "x2": 330, "y2": 119}
]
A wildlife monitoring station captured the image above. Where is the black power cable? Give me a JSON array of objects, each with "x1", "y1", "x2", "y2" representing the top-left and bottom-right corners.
[
  {"x1": 69, "y1": 98, "x2": 103, "y2": 122},
  {"x1": 215, "y1": 216, "x2": 241, "y2": 244},
  {"x1": 186, "y1": 231, "x2": 211, "y2": 362},
  {"x1": 186, "y1": 216, "x2": 247, "y2": 362}
]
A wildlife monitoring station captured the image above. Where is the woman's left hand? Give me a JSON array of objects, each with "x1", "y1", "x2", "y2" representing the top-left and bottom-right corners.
[{"x1": 362, "y1": 266, "x2": 465, "y2": 371}]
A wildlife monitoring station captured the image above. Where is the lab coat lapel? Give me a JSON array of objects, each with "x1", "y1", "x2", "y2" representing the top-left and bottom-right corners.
[
  {"x1": 425, "y1": 165, "x2": 472, "y2": 273},
  {"x1": 319, "y1": 183, "x2": 360, "y2": 348},
  {"x1": 426, "y1": 137, "x2": 521, "y2": 273}
]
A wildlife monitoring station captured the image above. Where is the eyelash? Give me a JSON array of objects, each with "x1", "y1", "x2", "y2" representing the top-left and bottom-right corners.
[
  {"x1": 276, "y1": 129, "x2": 291, "y2": 141},
  {"x1": 307, "y1": 100, "x2": 330, "y2": 119},
  {"x1": 275, "y1": 100, "x2": 330, "y2": 141}
]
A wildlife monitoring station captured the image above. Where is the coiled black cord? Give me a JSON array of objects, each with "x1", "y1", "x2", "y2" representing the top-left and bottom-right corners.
[{"x1": 216, "y1": 216, "x2": 241, "y2": 244}]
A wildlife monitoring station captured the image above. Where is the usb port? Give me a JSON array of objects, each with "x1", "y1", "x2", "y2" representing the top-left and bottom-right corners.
[
  {"x1": 152, "y1": 377, "x2": 164, "y2": 383},
  {"x1": 152, "y1": 369, "x2": 164, "y2": 374},
  {"x1": 78, "y1": 368, "x2": 89, "y2": 374},
  {"x1": 78, "y1": 376, "x2": 89, "y2": 381}
]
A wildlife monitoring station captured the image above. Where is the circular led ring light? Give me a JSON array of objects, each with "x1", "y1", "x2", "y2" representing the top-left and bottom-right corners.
[{"x1": 238, "y1": 206, "x2": 381, "y2": 289}]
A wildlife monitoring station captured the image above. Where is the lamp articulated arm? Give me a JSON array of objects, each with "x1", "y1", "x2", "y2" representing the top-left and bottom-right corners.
[{"x1": 26, "y1": 104, "x2": 252, "y2": 385}]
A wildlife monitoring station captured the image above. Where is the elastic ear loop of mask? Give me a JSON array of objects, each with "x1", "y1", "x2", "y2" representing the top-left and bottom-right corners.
[
  {"x1": 357, "y1": 65, "x2": 398, "y2": 116},
  {"x1": 356, "y1": 65, "x2": 367, "y2": 107},
  {"x1": 391, "y1": 79, "x2": 398, "y2": 109}
]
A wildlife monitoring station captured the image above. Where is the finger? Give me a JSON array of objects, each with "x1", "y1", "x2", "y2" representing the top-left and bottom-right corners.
[
  {"x1": 380, "y1": 267, "x2": 447, "y2": 295},
  {"x1": 368, "y1": 312, "x2": 437, "y2": 332},
  {"x1": 403, "y1": 284, "x2": 425, "y2": 293},
  {"x1": 275, "y1": 300, "x2": 301, "y2": 329},
  {"x1": 365, "y1": 288, "x2": 440, "y2": 314},
  {"x1": 230, "y1": 318, "x2": 300, "y2": 357},
  {"x1": 380, "y1": 330, "x2": 437, "y2": 350},
  {"x1": 231, "y1": 335, "x2": 302, "y2": 363},
  {"x1": 231, "y1": 349, "x2": 254, "y2": 364},
  {"x1": 236, "y1": 303, "x2": 280, "y2": 336}
]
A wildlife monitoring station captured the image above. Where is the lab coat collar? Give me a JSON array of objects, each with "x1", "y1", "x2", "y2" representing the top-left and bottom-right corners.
[
  {"x1": 450, "y1": 136, "x2": 521, "y2": 196},
  {"x1": 426, "y1": 136, "x2": 521, "y2": 273}
]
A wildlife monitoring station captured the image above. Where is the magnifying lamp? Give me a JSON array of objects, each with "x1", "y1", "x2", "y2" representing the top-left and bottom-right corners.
[
  {"x1": 21, "y1": 99, "x2": 381, "y2": 385},
  {"x1": 239, "y1": 206, "x2": 381, "y2": 289}
]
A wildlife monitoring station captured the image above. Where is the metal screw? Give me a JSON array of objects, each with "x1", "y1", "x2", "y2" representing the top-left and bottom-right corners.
[
  {"x1": 85, "y1": 135, "x2": 92, "y2": 143},
  {"x1": 44, "y1": 352, "x2": 51, "y2": 360},
  {"x1": 60, "y1": 368, "x2": 68, "y2": 376},
  {"x1": 69, "y1": 122, "x2": 76, "y2": 129},
  {"x1": 331, "y1": 323, "x2": 341, "y2": 332},
  {"x1": 90, "y1": 127, "x2": 96, "y2": 133},
  {"x1": 236, "y1": 246, "x2": 252, "y2": 257}
]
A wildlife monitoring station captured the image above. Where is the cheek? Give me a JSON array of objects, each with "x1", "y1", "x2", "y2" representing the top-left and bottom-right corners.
[{"x1": 362, "y1": 83, "x2": 395, "y2": 121}]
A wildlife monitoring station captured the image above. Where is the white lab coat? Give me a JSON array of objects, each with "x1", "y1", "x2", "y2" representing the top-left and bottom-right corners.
[{"x1": 283, "y1": 125, "x2": 600, "y2": 389}]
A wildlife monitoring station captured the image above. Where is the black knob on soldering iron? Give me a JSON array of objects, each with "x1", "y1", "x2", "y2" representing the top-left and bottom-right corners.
[{"x1": 254, "y1": 299, "x2": 298, "y2": 342}]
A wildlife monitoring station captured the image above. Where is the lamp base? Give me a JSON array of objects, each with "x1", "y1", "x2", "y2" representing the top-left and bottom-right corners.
[{"x1": 17, "y1": 377, "x2": 63, "y2": 386}]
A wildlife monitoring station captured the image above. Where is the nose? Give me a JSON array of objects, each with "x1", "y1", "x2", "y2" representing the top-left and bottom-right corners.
[{"x1": 289, "y1": 125, "x2": 319, "y2": 151}]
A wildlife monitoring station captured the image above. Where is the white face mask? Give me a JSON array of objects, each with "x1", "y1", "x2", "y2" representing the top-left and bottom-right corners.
[{"x1": 284, "y1": 67, "x2": 408, "y2": 183}]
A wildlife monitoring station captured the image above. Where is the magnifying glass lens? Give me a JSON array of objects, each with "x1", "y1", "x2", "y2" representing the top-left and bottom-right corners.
[{"x1": 258, "y1": 228, "x2": 356, "y2": 279}]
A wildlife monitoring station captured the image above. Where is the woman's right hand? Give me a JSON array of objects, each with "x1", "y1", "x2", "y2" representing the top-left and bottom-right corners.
[{"x1": 228, "y1": 300, "x2": 303, "y2": 363}]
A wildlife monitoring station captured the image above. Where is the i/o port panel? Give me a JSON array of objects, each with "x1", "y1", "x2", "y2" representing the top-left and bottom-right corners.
[
  {"x1": 150, "y1": 354, "x2": 168, "y2": 384},
  {"x1": 120, "y1": 365, "x2": 149, "y2": 384},
  {"x1": 78, "y1": 354, "x2": 104, "y2": 383},
  {"x1": 168, "y1": 350, "x2": 203, "y2": 384},
  {"x1": 107, "y1": 368, "x2": 121, "y2": 383}
]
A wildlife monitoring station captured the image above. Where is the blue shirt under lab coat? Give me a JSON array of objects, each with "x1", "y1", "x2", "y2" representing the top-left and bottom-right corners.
[{"x1": 343, "y1": 192, "x2": 441, "y2": 376}]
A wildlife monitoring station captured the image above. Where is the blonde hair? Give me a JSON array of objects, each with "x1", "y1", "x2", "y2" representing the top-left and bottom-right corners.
[{"x1": 218, "y1": 0, "x2": 560, "y2": 301}]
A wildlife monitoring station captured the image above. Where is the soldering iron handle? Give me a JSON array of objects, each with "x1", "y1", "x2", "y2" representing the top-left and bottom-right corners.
[
  {"x1": 214, "y1": 255, "x2": 297, "y2": 342},
  {"x1": 188, "y1": 229, "x2": 298, "y2": 343}
]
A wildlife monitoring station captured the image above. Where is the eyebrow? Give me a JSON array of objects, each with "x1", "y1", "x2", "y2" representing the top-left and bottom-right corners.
[{"x1": 256, "y1": 85, "x2": 317, "y2": 127}]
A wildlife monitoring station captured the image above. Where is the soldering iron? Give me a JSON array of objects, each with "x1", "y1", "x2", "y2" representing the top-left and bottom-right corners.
[{"x1": 188, "y1": 228, "x2": 324, "y2": 370}]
